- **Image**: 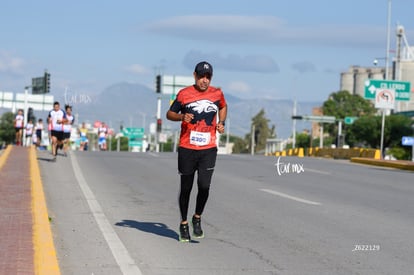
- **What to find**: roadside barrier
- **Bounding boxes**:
[273,147,380,159]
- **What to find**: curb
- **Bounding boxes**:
[30,146,61,275]
[350,157,414,171]
[0,145,12,169]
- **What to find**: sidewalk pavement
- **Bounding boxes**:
[0,145,60,275]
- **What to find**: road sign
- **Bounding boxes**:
[0,91,14,108]
[161,75,194,95]
[402,136,414,146]
[128,139,143,147]
[302,115,336,123]
[122,127,144,138]
[344,116,358,124]
[14,93,54,111]
[375,88,395,109]
[364,79,411,101]
[122,127,144,147]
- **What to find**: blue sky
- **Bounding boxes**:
[1,0,413,103]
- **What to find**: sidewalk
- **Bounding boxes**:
[0,146,60,275]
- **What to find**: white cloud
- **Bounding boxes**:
[0,50,25,74]
[183,51,279,73]
[124,64,150,75]
[145,15,385,48]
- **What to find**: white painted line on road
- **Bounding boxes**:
[305,168,331,175]
[260,188,322,206]
[70,152,143,275]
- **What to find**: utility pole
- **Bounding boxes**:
[251,124,255,155]
[380,0,392,159]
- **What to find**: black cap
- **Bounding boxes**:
[194,61,213,77]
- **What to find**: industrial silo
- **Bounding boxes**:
[354,67,369,97]
[340,70,354,93]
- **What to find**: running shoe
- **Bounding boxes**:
[192,216,204,238]
[179,223,191,242]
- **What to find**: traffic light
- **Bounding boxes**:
[155,75,161,93]
[44,72,51,93]
[156,118,162,132]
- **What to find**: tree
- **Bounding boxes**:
[346,115,380,148]
[109,136,129,151]
[246,109,275,153]
[347,114,412,153]
[0,112,16,145]
[323,90,376,118]
[295,132,311,149]
[322,90,376,138]
[220,134,248,154]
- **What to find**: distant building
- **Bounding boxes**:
[340,66,386,97]
[311,107,323,139]
[340,46,414,112]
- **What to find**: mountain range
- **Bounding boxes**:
[54,82,322,139]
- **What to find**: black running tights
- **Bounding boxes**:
[179,168,214,222]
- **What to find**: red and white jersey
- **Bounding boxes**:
[48,109,66,131]
[169,85,226,150]
[15,114,24,128]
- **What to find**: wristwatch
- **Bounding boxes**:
[218,121,225,126]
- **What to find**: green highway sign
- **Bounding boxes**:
[128,139,143,147]
[303,115,336,123]
[364,79,411,101]
[122,127,144,147]
[122,127,144,138]
[292,115,336,123]
[344,116,358,125]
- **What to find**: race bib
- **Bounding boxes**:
[190,131,211,146]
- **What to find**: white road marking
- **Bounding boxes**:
[305,168,331,175]
[260,188,322,206]
[70,152,142,275]
[147,152,159,157]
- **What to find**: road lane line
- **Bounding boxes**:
[30,146,61,274]
[70,152,142,275]
[260,188,322,206]
[0,144,12,170]
[305,168,331,175]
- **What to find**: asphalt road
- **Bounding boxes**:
[37,150,414,275]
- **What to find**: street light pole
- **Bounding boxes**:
[385,0,391,80]
[23,86,31,146]
[412,124,414,162]
[380,0,392,159]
